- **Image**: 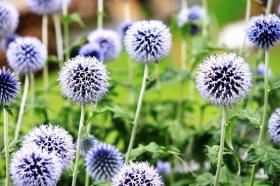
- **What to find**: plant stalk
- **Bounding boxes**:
[42,15,49,92]
[265,0,273,15]
[240,0,251,56]
[4,107,9,186]
[202,0,208,37]
[53,14,64,65]
[97,0,104,29]
[63,0,70,60]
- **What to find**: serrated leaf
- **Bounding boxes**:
[62,13,85,27]
[228,108,261,127]
[4,105,13,117]
[194,172,214,186]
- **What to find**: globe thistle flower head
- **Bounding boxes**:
[268,108,280,145]
[188,5,206,22]
[80,138,98,157]
[0,68,20,105]
[59,56,109,104]
[247,14,280,50]
[87,29,121,62]
[22,124,76,168]
[0,34,19,52]
[196,53,252,107]
[0,2,19,38]
[257,63,272,78]
[125,20,172,64]
[78,42,104,61]
[27,0,71,15]
[119,21,133,39]
[156,160,171,175]
[10,147,63,186]
[112,162,163,186]
[86,143,124,181]
[7,36,47,74]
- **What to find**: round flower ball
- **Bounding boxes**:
[0,68,20,105]
[119,21,133,39]
[247,14,280,50]
[7,36,47,74]
[196,53,252,107]
[22,124,76,168]
[0,34,19,52]
[125,20,172,64]
[268,108,280,145]
[78,42,104,61]
[86,143,124,180]
[0,2,19,38]
[27,0,71,15]
[112,162,163,186]
[59,56,109,104]
[177,6,206,27]
[10,147,63,186]
[80,138,98,157]
[87,29,121,62]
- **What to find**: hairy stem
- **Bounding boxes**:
[53,14,64,65]
[4,107,9,186]
[202,0,208,37]
[42,15,49,92]
[265,0,273,15]
[97,0,104,29]
[63,0,70,60]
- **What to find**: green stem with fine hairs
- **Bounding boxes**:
[240,0,251,56]
[97,0,104,29]
[265,0,273,15]
[30,73,35,121]
[53,14,64,65]
[4,107,9,186]
[202,0,208,37]
[14,74,29,141]
[125,64,149,163]
[63,0,70,60]
[213,107,227,186]
[42,15,49,92]
[72,104,85,186]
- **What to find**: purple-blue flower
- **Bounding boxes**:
[156,160,171,175]
[257,63,272,78]
[177,5,206,27]
[268,108,280,145]
[27,0,71,15]
[0,2,19,38]
[119,21,133,39]
[78,42,104,61]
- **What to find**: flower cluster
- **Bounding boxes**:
[0,2,19,38]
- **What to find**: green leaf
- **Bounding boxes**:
[3,105,13,117]
[94,105,133,123]
[228,108,261,127]
[62,13,85,27]
[194,172,214,186]
[206,145,219,165]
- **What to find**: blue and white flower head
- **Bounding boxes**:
[7,36,47,74]
[78,42,104,61]
[257,63,272,78]
[22,124,76,168]
[119,21,133,39]
[196,53,252,107]
[80,138,98,157]
[0,68,20,105]
[0,34,19,52]
[112,162,163,186]
[0,2,19,38]
[247,14,280,50]
[156,160,171,175]
[86,143,124,180]
[87,29,121,62]
[10,147,63,186]
[177,5,206,27]
[59,56,109,104]
[27,0,71,15]
[268,108,280,145]
[125,20,172,64]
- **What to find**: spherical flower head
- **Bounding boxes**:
[196,53,252,107]
[27,0,71,15]
[268,108,280,145]
[119,21,133,39]
[80,138,98,157]
[7,36,47,74]
[0,34,19,52]
[125,20,172,64]
[87,29,121,62]
[78,42,104,61]
[59,56,109,104]
[10,147,63,186]
[0,2,19,38]
[177,6,206,27]
[22,124,76,168]
[0,68,20,105]
[247,14,280,50]
[86,143,124,181]
[156,160,171,175]
[257,63,272,78]
[112,162,163,186]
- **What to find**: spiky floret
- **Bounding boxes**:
[124,20,172,64]
[27,0,71,15]
[196,53,252,107]
[21,124,76,168]
[7,36,47,73]
[119,21,133,39]
[87,29,121,62]
[0,2,19,38]
[247,14,280,50]
[268,108,280,145]
[0,68,20,105]
[80,138,98,157]
[85,143,124,181]
[10,147,63,186]
[78,42,104,61]
[112,162,163,186]
[59,56,109,104]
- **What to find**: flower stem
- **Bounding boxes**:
[14,74,29,141]
[42,15,49,92]
[3,107,9,186]
[53,14,64,65]
[72,104,85,186]
[125,64,149,163]
[213,106,227,186]
[265,0,273,15]
[30,73,35,120]
[240,0,251,56]
[97,0,104,29]
[249,50,270,186]
[63,0,70,60]
[202,0,208,37]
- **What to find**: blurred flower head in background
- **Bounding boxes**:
[119,21,133,40]
[80,138,98,157]
[125,20,172,64]
[7,36,47,74]
[268,108,280,145]
[257,63,272,78]
[0,2,19,38]
[0,68,20,105]
[156,160,171,175]
[177,5,206,27]
[0,34,19,52]
[27,0,71,15]
[78,42,104,61]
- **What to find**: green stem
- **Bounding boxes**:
[42,15,49,92]
[213,107,227,186]
[4,107,9,186]
[125,64,149,163]
[30,73,35,120]
[182,0,188,8]
[63,0,70,60]
[249,50,270,186]
[53,14,64,65]
[265,0,273,15]
[202,0,208,37]
[97,0,104,29]
[14,74,29,141]
[240,0,251,56]
[72,104,85,186]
